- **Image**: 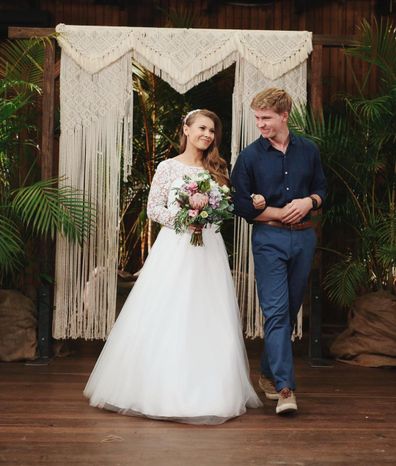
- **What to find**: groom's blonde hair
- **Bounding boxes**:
[250,88,292,114]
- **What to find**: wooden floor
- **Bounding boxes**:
[1,343,396,466]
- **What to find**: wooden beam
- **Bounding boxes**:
[8,26,356,48]
[8,27,55,39]
[37,38,56,360]
[313,34,356,47]
[310,43,323,117]
[54,60,60,79]
[41,39,55,180]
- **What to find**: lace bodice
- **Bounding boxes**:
[147,158,205,228]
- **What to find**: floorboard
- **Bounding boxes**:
[0,343,395,465]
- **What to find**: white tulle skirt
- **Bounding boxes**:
[84,226,262,424]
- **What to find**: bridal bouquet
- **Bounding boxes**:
[173,171,234,246]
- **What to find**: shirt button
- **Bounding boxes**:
[285,171,288,174]
[286,187,290,190]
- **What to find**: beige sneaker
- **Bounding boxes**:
[258,374,279,400]
[276,388,297,414]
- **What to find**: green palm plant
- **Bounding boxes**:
[119,4,222,273]
[118,63,188,270]
[289,18,396,308]
[118,5,234,273]
[0,39,95,288]
[119,62,234,272]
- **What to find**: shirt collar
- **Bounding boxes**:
[259,131,296,151]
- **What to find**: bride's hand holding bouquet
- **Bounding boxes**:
[174,171,233,246]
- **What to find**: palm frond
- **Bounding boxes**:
[324,258,367,308]
[161,5,201,28]
[375,216,396,269]
[345,18,396,87]
[347,94,393,122]
[0,213,24,275]
[0,38,47,86]
[289,106,351,158]
[11,178,96,244]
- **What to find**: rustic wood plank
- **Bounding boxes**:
[313,34,356,46]
[0,350,395,466]
[8,26,357,50]
[7,27,56,38]
[41,40,55,180]
[310,44,323,117]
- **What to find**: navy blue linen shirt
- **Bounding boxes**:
[231,132,327,223]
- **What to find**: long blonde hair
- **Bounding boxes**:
[179,109,229,186]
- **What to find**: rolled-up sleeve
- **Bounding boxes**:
[231,154,264,223]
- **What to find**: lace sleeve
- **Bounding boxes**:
[147,161,176,228]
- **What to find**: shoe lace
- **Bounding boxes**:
[280,388,292,399]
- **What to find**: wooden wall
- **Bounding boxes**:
[2,0,395,103]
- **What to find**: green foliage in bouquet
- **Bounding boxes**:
[174,172,233,246]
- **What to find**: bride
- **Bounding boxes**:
[84,109,262,424]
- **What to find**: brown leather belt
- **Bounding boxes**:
[255,220,314,230]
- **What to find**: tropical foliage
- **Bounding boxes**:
[118,63,188,271]
[0,38,94,288]
[290,18,396,308]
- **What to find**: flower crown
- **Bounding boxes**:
[183,109,201,124]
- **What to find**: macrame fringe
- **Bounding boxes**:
[236,30,313,81]
[54,25,309,340]
[231,58,303,340]
[56,24,135,75]
[132,49,238,95]
[53,109,129,340]
[56,24,312,91]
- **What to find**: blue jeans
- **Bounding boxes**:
[252,224,317,391]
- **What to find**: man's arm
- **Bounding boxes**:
[254,206,287,222]
[260,144,326,225]
[231,154,265,222]
[279,197,317,224]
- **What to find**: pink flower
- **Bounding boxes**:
[188,209,199,217]
[189,192,209,210]
[186,182,198,194]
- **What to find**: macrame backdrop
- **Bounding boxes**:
[232,58,308,338]
[54,24,311,339]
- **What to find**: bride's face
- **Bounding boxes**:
[184,115,215,151]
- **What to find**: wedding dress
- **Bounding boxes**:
[84,158,262,424]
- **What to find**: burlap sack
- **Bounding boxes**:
[330,291,396,367]
[0,290,37,361]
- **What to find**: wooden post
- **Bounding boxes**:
[41,39,55,180]
[310,43,323,117]
[8,28,57,361]
[37,38,56,360]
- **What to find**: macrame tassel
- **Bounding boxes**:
[54,25,310,340]
[53,51,132,340]
[231,58,307,340]
[56,24,312,94]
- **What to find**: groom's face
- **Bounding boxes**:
[254,108,288,139]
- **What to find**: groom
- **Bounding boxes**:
[231,88,326,414]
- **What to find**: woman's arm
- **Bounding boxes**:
[147,162,176,229]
